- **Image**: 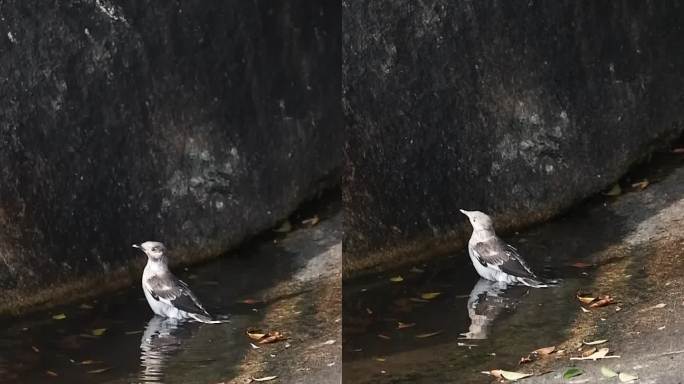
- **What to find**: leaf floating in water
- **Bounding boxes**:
[563,368,583,379]
[631,180,649,190]
[415,331,442,339]
[79,304,94,309]
[252,375,278,382]
[301,215,320,227]
[246,329,287,344]
[603,184,622,196]
[389,276,404,283]
[601,366,618,378]
[124,330,143,335]
[377,334,391,340]
[31,346,40,353]
[568,261,594,268]
[420,292,441,300]
[409,267,424,273]
[46,370,58,377]
[273,220,292,233]
[397,322,416,330]
[618,372,638,382]
[78,360,99,365]
[87,367,111,374]
[409,298,429,303]
[583,339,608,346]
[52,313,66,320]
[673,148,684,154]
[91,328,107,336]
[487,369,533,381]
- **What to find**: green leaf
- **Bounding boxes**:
[601,366,618,378]
[420,292,441,300]
[52,313,66,320]
[563,368,583,379]
[91,328,107,336]
[618,372,638,382]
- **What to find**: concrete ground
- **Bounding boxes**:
[520,163,684,383]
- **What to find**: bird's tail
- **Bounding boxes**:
[518,277,559,288]
[189,313,231,324]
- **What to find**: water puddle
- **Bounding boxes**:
[0,198,341,384]
[343,152,684,383]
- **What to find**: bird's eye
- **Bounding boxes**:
[152,247,159,252]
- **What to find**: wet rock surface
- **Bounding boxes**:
[343,0,684,272]
[342,154,684,383]
[0,202,341,384]
[0,0,341,313]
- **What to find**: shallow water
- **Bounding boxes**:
[342,152,684,383]
[0,199,341,384]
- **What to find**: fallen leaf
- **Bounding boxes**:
[415,331,442,339]
[52,313,66,320]
[577,292,596,304]
[301,216,320,227]
[409,298,429,303]
[580,306,590,313]
[641,303,667,311]
[321,339,336,345]
[397,322,415,329]
[46,370,58,377]
[91,328,107,336]
[589,296,615,308]
[273,220,291,233]
[618,372,638,382]
[246,329,287,344]
[631,180,649,190]
[79,304,94,309]
[583,339,608,346]
[582,347,598,358]
[31,346,40,353]
[389,276,404,283]
[563,368,583,379]
[375,357,386,362]
[377,334,391,340]
[87,368,110,374]
[570,347,619,360]
[603,184,622,196]
[601,366,618,378]
[569,262,594,268]
[489,370,533,381]
[78,360,98,365]
[252,376,278,382]
[250,343,260,349]
[420,292,441,300]
[409,267,424,273]
[366,307,373,315]
[240,299,261,305]
[519,346,556,364]
[672,148,684,154]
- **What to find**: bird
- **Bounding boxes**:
[133,241,219,323]
[460,209,550,288]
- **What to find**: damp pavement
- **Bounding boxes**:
[0,204,341,384]
[343,152,684,383]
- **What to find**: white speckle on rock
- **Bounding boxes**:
[95,0,127,23]
[215,200,224,210]
[560,110,568,119]
[199,150,211,161]
[529,113,540,124]
[609,63,615,73]
[7,31,16,43]
[545,164,554,173]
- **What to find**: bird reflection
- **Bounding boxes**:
[139,316,183,382]
[460,278,512,339]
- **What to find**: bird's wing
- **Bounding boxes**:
[146,274,211,317]
[472,238,538,279]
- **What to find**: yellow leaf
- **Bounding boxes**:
[91,328,107,336]
[603,184,622,196]
[420,292,441,300]
[52,313,66,320]
[389,276,404,282]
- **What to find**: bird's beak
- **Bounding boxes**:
[459,209,470,216]
[132,244,141,249]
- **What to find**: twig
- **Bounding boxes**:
[661,350,684,356]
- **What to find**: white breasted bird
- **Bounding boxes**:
[133,241,217,322]
[460,210,550,288]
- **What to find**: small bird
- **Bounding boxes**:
[133,241,217,322]
[460,209,549,287]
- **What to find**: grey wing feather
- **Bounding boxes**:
[147,275,211,317]
[473,238,538,279]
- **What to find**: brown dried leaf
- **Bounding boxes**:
[589,295,615,308]
[577,292,596,304]
[631,180,649,190]
[569,261,594,268]
[246,329,287,344]
[301,215,320,227]
[582,347,598,357]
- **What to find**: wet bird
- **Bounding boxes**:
[133,241,218,323]
[460,210,549,288]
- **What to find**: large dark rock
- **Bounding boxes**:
[343,1,684,272]
[0,0,341,313]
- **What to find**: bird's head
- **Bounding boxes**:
[459,209,494,231]
[132,241,167,262]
